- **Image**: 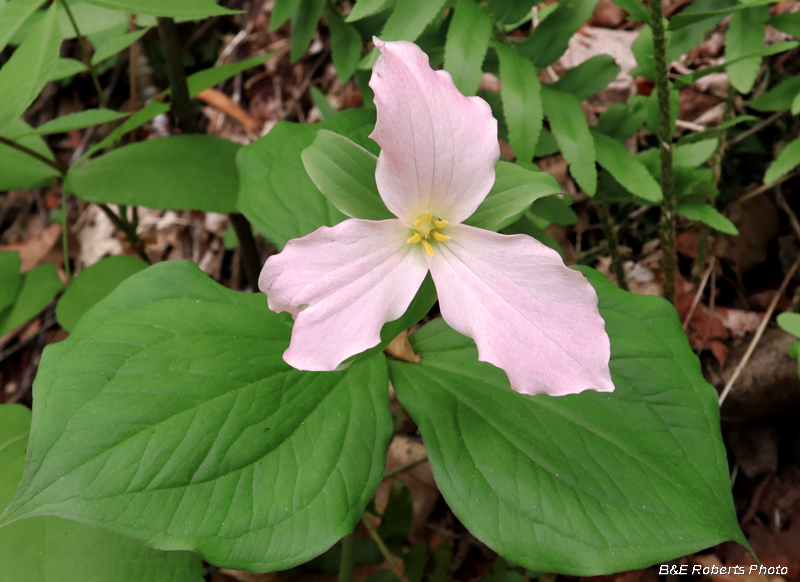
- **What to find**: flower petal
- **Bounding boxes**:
[428,224,614,396]
[260,218,429,371]
[369,38,500,224]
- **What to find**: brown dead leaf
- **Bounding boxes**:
[197,88,262,133]
[385,330,421,363]
[1,222,61,271]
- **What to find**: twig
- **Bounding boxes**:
[0,136,67,174]
[383,453,429,481]
[719,255,800,406]
[737,170,800,204]
[62,0,108,109]
[683,256,716,330]
[61,193,71,281]
[361,515,411,582]
[229,213,262,289]
[157,17,199,134]
[776,190,800,240]
[728,111,784,148]
[596,202,628,291]
[696,268,716,355]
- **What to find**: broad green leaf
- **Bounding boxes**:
[608,0,649,21]
[91,27,149,63]
[465,161,564,231]
[673,138,719,168]
[80,53,273,159]
[765,135,800,184]
[7,109,129,137]
[270,0,303,31]
[0,405,205,582]
[80,0,238,18]
[346,0,396,22]
[676,203,738,235]
[528,193,577,225]
[596,97,648,141]
[542,85,596,195]
[388,268,746,575]
[777,313,800,338]
[495,43,542,164]
[668,0,772,30]
[56,1,129,37]
[0,251,22,314]
[749,74,800,111]
[48,57,88,81]
[0,119,60,191]
[380,0,448,42]
[301,130,392,221]
[290,0,326,63]
[592,130,662,202]
[534,129,559,157]
[726,6,768,94]
[0,2,61,133]
[56,255,148,332]
[444,0,492,96]
[0,263,62,335]
[325,5,362,83]
[518,0,598,68]
[0,0,46,53]
[551,55,620,102]
[237,108,377,249]
[1,261,393,572]
[65,135,241,213]
[674,42,799,88]
[770,12,800,37]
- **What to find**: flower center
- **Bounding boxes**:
[407,211,450,257]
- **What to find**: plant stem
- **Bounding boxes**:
[339,532,355,582]
[383,453,429,480]
[650,0,676,305]
[229,212,263,288]
[596,202,628,291]
[156,17,199,134]
[0,136,67,174]
[62,0,108,109]
[361,515,411,582]
[61,194,71,281]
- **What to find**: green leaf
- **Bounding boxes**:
[542,86,597,195]
[592,130,662,202]
[726,5,769,94]
[770,12,800,37]
[1,261,393,572]
[310,86,338,120]
[346,0,396,22]
[673,138,719,168]
[48,57,88,81]
[765,135,800,184]
[749,73,800,111]
[325,5,362,84]
[608,0,650,21]
[495,43,542,164]
[668,0,772,30]
[56,1,129,37]
[0,119,60,191]
[551,55,620,102]
[444,0,492,96]
[518,0,598,68]
[380,0,448,42]
[630,23,659,81]
[80,0,238,18]
[290,0,326,63]
[270,0,303,31]
[237,108,377,249]
[387,268,746,575]
[0,263,62,335]
[56,255,148,333]
[7,109,129,137]
[0,405,205,582]
[534,129,559,156]
[596,97,648,142]
[91,27,149,63]
[666,0,730,62]
[0,2,61,133]
[301,130,393,221]
[0,0,46,53]
[486,0,536,24]
[464,161,564,231]
[0,251,22,314]
[65,135,241,213]
[777,312,800,338]
[676,203,738,235]
[674,42,799,89]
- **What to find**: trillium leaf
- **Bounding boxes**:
[0,404,205,582]
[592,130,662,203]
[444,0,492,96]
[0,263,63,336]
[80,0,239,18]
[65,135,241,213]
[237,108,377,249]
[388,267,746,574]
[0,119,60,191]
[0,0,47,54]
[0,261,393,572]
[6,109,130,137]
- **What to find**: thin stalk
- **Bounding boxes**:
[229,212,263,288]
[338,532,355,582]
[62,0,108,109]
[61,194,71,281]
[383,453,428,480]
[156,17,199,134]
[650,0,676,304]
[361,515,411,582]
[596,203,628,291]
[0,136,67,174]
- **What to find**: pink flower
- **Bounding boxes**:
[259,39,614,397]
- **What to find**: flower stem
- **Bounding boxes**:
[62,0,108,109]
[229,213,262,289]
[361,515,411,582]
[156,17,199,134]
[596,202,628,291]
[650,0,676,305]
[338,531,355,582]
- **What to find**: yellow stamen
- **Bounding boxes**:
[407,232,422,244]
[414,218,422,227]
[422,240,434,256]
[432,232,450,242]
[433,219,448,229]
[423,211,432,222]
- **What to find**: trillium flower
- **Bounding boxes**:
[259,38,614,397]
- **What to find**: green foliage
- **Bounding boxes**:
[0,251,22,314]
[0,119,60,191]
[673,139,719,168]
[270,0,303,31]
[388,268,746,574]
[551,55,620,102]
[726,6,769,94]
[49,57,88,81]
[518,0,598,68]
[770,12,800,36]
[1,261,393,572]
[0,0,46,53]
[56,255,149,332]
[290,0,326,63]
[380,0,448,42]
[676,203,738,235]
[80,0,238,18]
[0,263,62,335]
[6,109,130,137]
[91,27,149,63]
[444,0,492,96]
[495,43,542,164]
[765,136,800,184]
[65,135,241,213]
[326,5,363,84]
[673,42,798,89]
[750,74,800,111]
[668,0,771,30]
[592,130,662,202]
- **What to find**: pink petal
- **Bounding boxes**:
[369,38,500,224]
[428,224,614,396]
[259,218,429,371]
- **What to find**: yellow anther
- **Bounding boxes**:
[422,240,434,257]
[423,211,432,222]
[407,232,422,244]
[433,219,448,229]
[432,232,450,242]
[414,218,422,227]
